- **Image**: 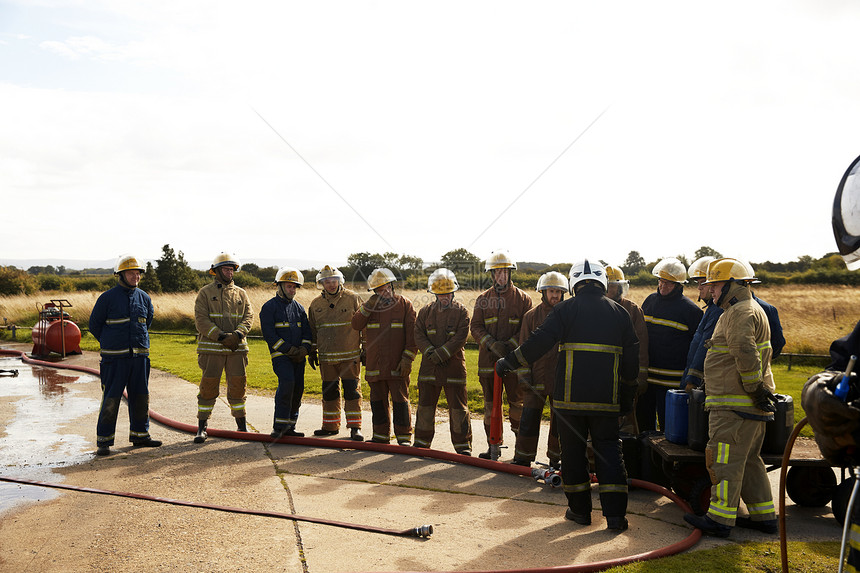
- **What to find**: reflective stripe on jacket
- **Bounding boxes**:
[642,285,702,387]
[194,280,253,354]
[415,299,469,385]
[308,287,362,363]
[260,294,312,359]
[351,294,417,382]
[470,284,532,377]
[89,283,154,357]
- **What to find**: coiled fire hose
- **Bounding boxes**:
[0,348,704,572]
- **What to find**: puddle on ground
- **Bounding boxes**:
[0,356,99,514]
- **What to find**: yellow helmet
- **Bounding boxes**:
[536,271,568,292]
[604,265,625,283]
[114,254,145,275]
[427,268,459,294]
[704,257,756,284]
[274,267,304,286]
[652,257,687,283]
[687,256,716,281]
[484,250,517,271]
[315,265,344,285]
[367,267,397,291]
[209,252,241,275]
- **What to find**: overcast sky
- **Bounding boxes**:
[2,1,859,271]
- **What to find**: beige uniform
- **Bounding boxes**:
[617,297,648,434]
[194,279,253,419]
[309,287,363,430]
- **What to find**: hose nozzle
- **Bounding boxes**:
[407,524,433,538]
[532,468,562,488]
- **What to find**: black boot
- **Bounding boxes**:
[236,417,247,432]
[132,438,162,448]
[194,420,208,443]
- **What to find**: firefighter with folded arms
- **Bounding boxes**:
[192,252,253,443]
[638,257,702,431]
[604,265,649,434]
[351,268,418,445]
[89,254,161,456]
[413,269,472,454]
[510,271,567,468]
[496,259,639,531]
[470,250,532,459]
[260,267,313,438]
[308,265,365,441]
[683,258,778,537]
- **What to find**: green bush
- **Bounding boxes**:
[0,266,37,295]
[232,272,263,289]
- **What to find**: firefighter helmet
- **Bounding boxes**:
[687,256,716,281]
[833,153,860,270]
[209,252,241,275]
[652,257,687,283]
[536,271,568,292]
[114,254,145,275]
[484,250,517,271]
[427,268,459,294]
[274,267,304,286]
[569,259,607,293]
[315,265,344,285]
[367,268,397,291]
[704,257,756,284]
[604,264,629,297]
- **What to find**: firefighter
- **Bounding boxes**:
[684,258,778,537]
[638,257,702,431]
[192,252,253,443]
[497,259,639,531]
[413,268,472,454]
[89,254,161,456]
[308,265,365,441]
[605,265,649,435]
[260,267,312,438]
[351,268,418,445]
[470,250,532,459]
[510,271,566,468]
[681,256,719,392]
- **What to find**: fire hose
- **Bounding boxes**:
[0,348,704,572]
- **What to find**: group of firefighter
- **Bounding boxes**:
[88,249,784,535]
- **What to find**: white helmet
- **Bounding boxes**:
[367,268,397,291]
[315,265,345,286]
[652,257,687,283]
[210,252,241,275]
[274,267,304,286]
[833,154,860,270]
[427,268,459,294]
[485,250,517,271]
[569,259,607,293]
[687,256,716,281]
[536,271,568,292]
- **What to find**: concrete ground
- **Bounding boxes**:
[0,342,845,573]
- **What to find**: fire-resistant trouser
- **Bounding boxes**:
[272,356,305,432]
[514,391,560,464]
[849,514,860,572]
[705,409,776,527]
[320,360,362,431]
[96,355,152,447]
[369,378,411,443]
[479,372,523,441]
[197,353,248,420]
[413,381,472,452]
[635,383,669,432]
[556,413,628,519]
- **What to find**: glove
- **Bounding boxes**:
[365,294,380,310]
[495,356,516,377]
[430,349,446,366]
[221,332,240,351]
[308,349,318,370]
[750,385,778,413]
[396,357,413,378]
[490,341,509,359]
[288,346,308,363]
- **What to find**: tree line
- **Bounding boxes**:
[0,245,857,296]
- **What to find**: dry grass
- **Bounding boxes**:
[2,283,860,354]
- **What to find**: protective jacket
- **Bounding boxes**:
[308,287,362,364]
[511,284,639,415]
[351,294,418,381]
[194,279,253,354]
[470,283,533,378]
[517,301,559,394]
[703,281,775,417]
[260,294,312,359]
[414,299,469,385]
[642,285,702,387]
[618,297,649,389]
[682,301,722,388]
[89,284,154,357]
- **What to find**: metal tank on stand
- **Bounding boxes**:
[31,299,82,359]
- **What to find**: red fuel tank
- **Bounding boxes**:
[31,301,82,358]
